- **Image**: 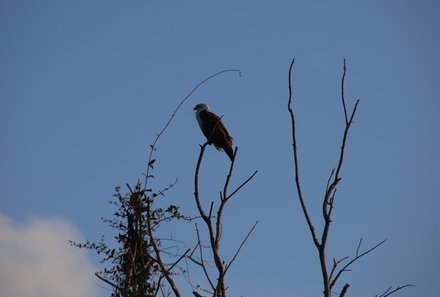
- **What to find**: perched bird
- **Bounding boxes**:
[193,103,234,161]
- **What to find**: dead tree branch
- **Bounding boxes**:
[146,199,182,297]
[188,224,216,291]
[339,284,350,297]
[225,220,259,274]
[330,239,386,289]
[287,58,359,297]
[287,58,413,297]
[375,284,414,297]
[94,272,127,297]
[287,59,320,249]
[192,143,257,297]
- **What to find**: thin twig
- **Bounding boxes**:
[94,273,126,297]
[341,59,348,124]
[325,169,335,194]
[167,248,191,272]
[156,177,179,197]
[216,148,238,246]
[329,256,349,282]
[226,170,258,200]
[190,224,215,291]
[146,200,182,297]
[287,58,320,248]
[153,275,164,297]
[375,284,415,297]
[193,291,206,297]
[330,239,387,289]
[356,238,363,257]
[225,220,259,274]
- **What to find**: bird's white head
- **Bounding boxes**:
[193,103,211,113]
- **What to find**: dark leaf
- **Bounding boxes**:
[148,159,156,169]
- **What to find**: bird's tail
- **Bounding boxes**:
[224,146,234,161]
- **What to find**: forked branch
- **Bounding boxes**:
[192,142,257,297]
[287,58,412,297]
[287,58,359,297]
[375,284,415,297]
[330,239,387,289]
[188,223,216,291]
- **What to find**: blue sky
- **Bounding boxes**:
[1,1,439,296]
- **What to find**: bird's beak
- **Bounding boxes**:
[193,106,197,111]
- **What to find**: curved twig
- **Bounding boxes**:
[375,284,414,297]
[144,69,242,191]
[287,58,320,248]
[193,140,257,297]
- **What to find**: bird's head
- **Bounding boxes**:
[193,103,211,113]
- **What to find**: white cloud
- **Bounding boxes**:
[0,213,99,297]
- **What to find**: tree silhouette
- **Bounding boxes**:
[287,58,413,297]
[70,173,188,297]
[70,63,413,297]
[189,144,258,297]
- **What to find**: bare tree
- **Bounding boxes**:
[189,144,258,297]
[287,58,413,297]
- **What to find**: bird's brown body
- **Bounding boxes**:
[194,104,234,161]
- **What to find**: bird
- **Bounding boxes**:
[193,103,234,161]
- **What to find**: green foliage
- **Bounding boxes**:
[70,178,188,297]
